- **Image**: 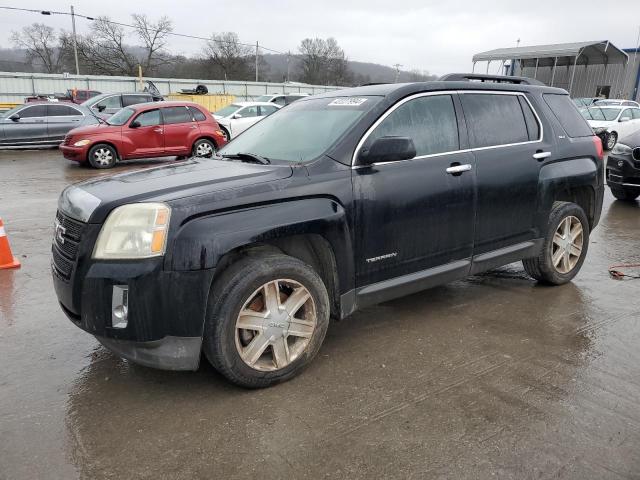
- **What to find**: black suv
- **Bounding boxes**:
[52,74,604,388]
[606,130,640,201]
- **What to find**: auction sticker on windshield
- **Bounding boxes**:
[328,98,368,106]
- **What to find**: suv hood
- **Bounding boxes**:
[59,158,293,223]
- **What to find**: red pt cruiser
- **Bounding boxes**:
[60,101,227,168]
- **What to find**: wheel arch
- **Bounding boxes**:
[87,141,120,162]
[193,135,219,150]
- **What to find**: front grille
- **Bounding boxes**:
[62,135,72,146]
[52,211,86,280]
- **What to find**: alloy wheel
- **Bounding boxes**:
[235,279,316,372]
[195,142,214,157]
[551,216,583,274]
[93,148,113,166]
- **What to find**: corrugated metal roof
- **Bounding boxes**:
[473,40,629,66]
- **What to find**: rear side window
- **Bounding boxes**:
[122,94,151,107]
[162,106,193,124]
[48,105,82,116]
[460,93,529,148]
[543,94,593,137]
[366,94,459,157]
[632,109,640,120]
[187,106,206,121]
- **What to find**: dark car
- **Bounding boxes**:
[82,92,163,119]
[52,74,604,388]
[60,101,227,168]
[0,102,99,147]
[606,131,640,201]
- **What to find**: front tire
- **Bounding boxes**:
[604,131,618,151]
[87,144,118,169]
[192,138,215,158]
[203,253,330,388]
[523,201,590,285]
[610,186,640,201]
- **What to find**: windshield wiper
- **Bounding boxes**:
[221,152,271,165]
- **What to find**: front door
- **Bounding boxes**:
[122,109,164,158]
[1,104,48,145]
[458,92,547,254]
[161,106,198,154]
[353,93,476,288]
[230,105,260,137]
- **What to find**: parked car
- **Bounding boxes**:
[52,75,604,387]
[254,93,310,106]
[594,99,640,108]
[82,92,163,119]
[0,102,99,147]
[60,101,227,168]
[25,89,102,104]
[213,101,280,141]
[572,97,600,109]
[606,130,640,201]
[581,105,640,150]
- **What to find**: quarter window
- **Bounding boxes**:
[162,106,193,124]
[461,93,529,148]
[543,94,593,137]
[366,94,459,157]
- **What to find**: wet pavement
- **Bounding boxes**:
[1,149,640,479]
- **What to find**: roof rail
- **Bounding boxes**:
[439,73,545,86]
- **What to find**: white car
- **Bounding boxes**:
[594,99,640,108]
[582,105,640,150]
[213,102,281,141]
[254,93,310,106]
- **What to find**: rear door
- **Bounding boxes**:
[618,108,634,137]
[122,94,152,108]
[121,109,164,158]
[46,104,84,142]
[1,104,48,145]
[353,92,476,287]
[161,106,197,154]
[459,91,547,256]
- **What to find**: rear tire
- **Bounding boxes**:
[604,131,617,151]
[523,201,590,285]
[203,253,330,388]
[87,144,118,169]
[610,186,640,201]
[192,138,215,158]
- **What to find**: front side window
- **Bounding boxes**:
[461,93,529,148]
[107,107,135,126]
[18,105,47,118]
[620,109,632,121]
[94,95,122,110]
[133,109,161,127]
[238,106,259,118]
[214,104,241,118]
[274,96,286,106]
[259,105,278,116]
[632,108,640,120]
[162,106,193,125]
[365,95,459,157]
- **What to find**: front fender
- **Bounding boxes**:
[168,197,354,293]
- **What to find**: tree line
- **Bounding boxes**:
[8,16,434,86]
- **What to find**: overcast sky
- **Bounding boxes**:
[1,0,639,75]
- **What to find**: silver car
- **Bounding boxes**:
[0,102,99,147]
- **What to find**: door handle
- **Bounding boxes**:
[153,128,163,133]
[446,164,472,175]
[190,125,197,129]
[533,151,551,160]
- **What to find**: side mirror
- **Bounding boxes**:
[97,105,106,112]
[8,113,20,121]
[359,136,416,165]
[232,113,242,119]
[619,117,630,123]
[129,120,141,128]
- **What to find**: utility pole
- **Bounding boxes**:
[70,5,80,75]
[393,63,402,83]
[286,51,291,83]
[255,41,259,82]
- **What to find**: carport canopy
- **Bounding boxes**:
[473,41,629,68]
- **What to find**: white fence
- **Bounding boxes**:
[0,71,342,104]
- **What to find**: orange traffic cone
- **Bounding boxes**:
[0,218,21,270]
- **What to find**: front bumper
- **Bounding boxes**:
[60,144,89,162]
[606,154,640,190]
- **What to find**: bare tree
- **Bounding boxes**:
[203,32,252,80]
[11,23,63,73]
[298,37,351,86]
[76,15,173,76]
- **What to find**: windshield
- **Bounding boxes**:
[583,107,620,121]
[254,95,273,102]
[107,107,135,126]
[215,104,242,117]
[220,96,380,163]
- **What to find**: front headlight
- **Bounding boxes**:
[612,143,632,156]
[73,139,91,147]
[93,203,171,259]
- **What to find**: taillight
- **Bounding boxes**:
[592,135,603,162]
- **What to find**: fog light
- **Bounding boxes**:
[111,285,129,328]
